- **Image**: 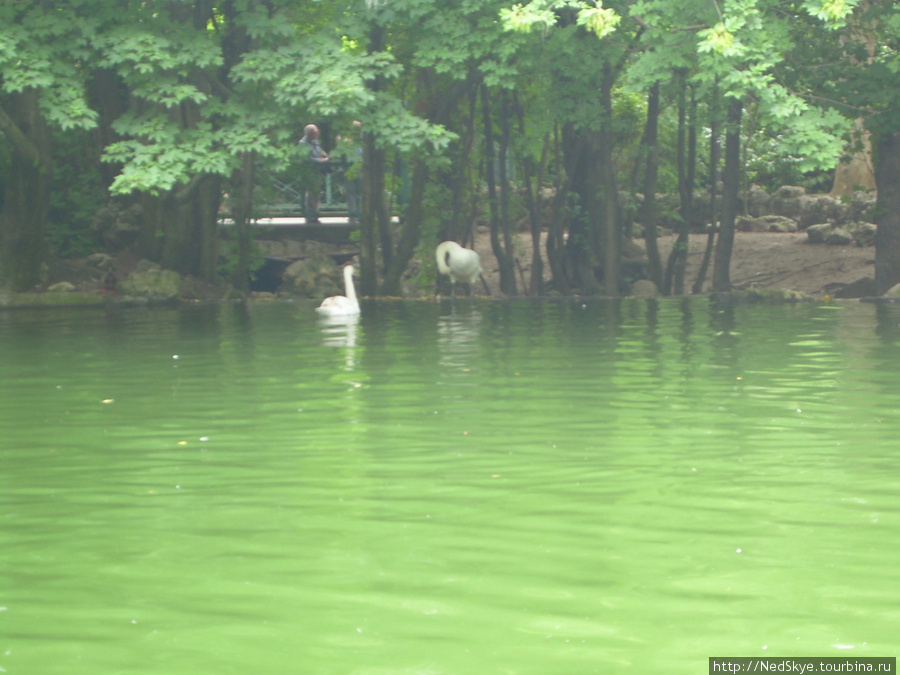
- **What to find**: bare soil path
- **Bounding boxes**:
[472,229,875,298]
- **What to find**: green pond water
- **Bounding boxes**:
[2,298,899,674]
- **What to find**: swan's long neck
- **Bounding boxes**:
[436,241,456,275]
[343,266,358,303]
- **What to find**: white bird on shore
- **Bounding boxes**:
[436,241,483,297]
[316,264,360,317]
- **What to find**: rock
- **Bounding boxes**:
[630,279,659,298]
[848,191,876,222]
[737,288,814,302]
[806,223,831,244]
[807,223,856,245]
[119,261,182,299]
[86,252,115,271]
[833,277,876,299]
[848,221,876,247]
[737,215,768,232]
[885,283,900,299]
[737,215,798,233]
[47,281,76,292]
[774,185,806,200]
[746,184,770,217]
[798,194,843,229]
[282,255,343,299]
[824,227,854,245]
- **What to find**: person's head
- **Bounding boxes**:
[304,124,319,140]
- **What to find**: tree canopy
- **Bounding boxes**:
[1,0,899,295]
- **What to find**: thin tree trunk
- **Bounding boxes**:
[692,85,721,294]
[546,124,576,294]
[496,91,516,294]
[359,23,387,295]
[639,82,662,290]
[712,97,742,292]
[514,92,545,296]
[381,157,427,295]
[0,90,51,291]
[359,130,381,295]
[874,129,900,294]
[670,82,696,295]
[599,63,619,296]
[230,151,256,291]
[482,85,516,295]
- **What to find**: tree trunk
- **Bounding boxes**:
[381,157,427,296]
[639,82,662,290]
[157,174,222,280]
[482,85,517,295]
[358,23,389,296]
[832,118,876,196]
[546,124,576,295]
[874,129,900,294]
[599,63,619,297]
[692,86,722,295]
[229,152,256,291]
[712,97,742,293]
[562,123,602,294]
[667,81,696,295]
[514,92,545,296]
[0,89,52,291]
[359,130,380,296]
[445,89,479,246]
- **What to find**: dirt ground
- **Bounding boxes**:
[470,227,876,298]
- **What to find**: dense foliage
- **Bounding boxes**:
[0,0,898,294]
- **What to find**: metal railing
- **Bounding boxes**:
[258,161,358,218]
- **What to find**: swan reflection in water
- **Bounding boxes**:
[318,313,359,370]
[319,314,358,345]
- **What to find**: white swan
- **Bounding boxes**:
[436,241,483,296]
[316,264,360,316]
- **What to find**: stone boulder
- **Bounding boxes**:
[848,221,877,247]
[86,252,116,271]
[807,222,875,247]
[119,260,182,299]
[736,214,798,233]
[797,194,845,229]
[630,279,659,298]
[769,186,808,220]
[831,277,877,299]
[282,255,343,299]
[806,223,831,244]
[824,227,854,246]
[745,184,771,217]
[848,191,877,222]
[884,283,900,299]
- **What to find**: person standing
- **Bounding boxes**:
[298,124,330,222]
